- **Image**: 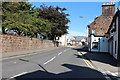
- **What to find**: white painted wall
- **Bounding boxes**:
[108,16,118,59]
[91,35,101,52]
[89,35,108,52]
[99,37,109,52]
[58,35,68,46]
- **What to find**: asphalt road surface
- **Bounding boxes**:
[2,46,117,80]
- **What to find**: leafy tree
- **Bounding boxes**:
[2,2,35,35]
[2,2,53,38]
[2,2,69,40]
[36,5,70,40]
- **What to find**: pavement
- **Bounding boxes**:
[72,46,119,79]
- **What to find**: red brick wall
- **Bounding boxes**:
[0,34,55,53]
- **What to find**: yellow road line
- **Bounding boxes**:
[83,59,91,68]
[78,52,95,69]
[84,59,94,69]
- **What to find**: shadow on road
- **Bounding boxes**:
[72,47,118,67]
[11,64,109,80]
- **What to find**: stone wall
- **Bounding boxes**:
[0,34,55,53]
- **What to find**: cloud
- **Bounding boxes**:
[67,31,86,37]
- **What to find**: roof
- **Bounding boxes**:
[88,15,113,35]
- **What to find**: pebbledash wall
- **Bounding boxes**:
[0,34,55,53]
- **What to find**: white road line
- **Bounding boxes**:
[101,71,112,80]
[10,72,28,79]
[107,71,118,76]
[64,50,66,52]
[44,56,56,65]
[102,72,107,76]
[58,52,62,55]
[105,76,112,80]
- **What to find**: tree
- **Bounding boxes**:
[2,2,69,39]
[2,2,35,35]
[36,5,70,40]
[2,2,53,38]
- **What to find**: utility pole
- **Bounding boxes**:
[79,16,91,51]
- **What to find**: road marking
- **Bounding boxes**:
[78,52,95,69]
[83,59,92,68]
[13,62,17,64]
[107,71,118,76]
[78,52,112,80]
[104,76,112,80]
[58,52,62,55]
[85,60,94,69]
[10,72,28,79]
[100,71,112,80]
[64,50,66,52]
[101,72,107,76]
[83,59,94,69]
[44,56,56,65]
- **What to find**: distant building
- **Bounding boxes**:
[56,34,68,46]
[67,36,87,46]
[87,2,115,52]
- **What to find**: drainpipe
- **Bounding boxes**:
[90,36,91,52]
[99,38,100,52]
[118,11,120,68]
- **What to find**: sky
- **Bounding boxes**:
[1,2,118,37]
[30,2,118,37]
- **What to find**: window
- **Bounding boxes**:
[92,29,96,35]
[92,42,98,49]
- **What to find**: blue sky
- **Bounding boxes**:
[0,2,119,36]
[30,2,118,36]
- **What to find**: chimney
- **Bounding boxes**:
[102,2,115,16]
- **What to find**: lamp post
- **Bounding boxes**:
[79,16,92,51]
[79,16,91,37]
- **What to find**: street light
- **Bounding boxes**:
[79,16,91,37]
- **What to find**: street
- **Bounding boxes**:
[2,46,118,80]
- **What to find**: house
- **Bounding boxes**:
[56,34,68,46]
[87,2,115,52]
[106,8,120,60]
[67,36,87,46]
[88,35,109,52]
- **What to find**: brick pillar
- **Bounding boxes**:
[102,2,115,16]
